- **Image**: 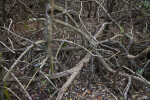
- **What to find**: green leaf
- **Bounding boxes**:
[42,80,47,84]
[23,24,29,29]
[47,89,51,93]
[120,96,124,100]
[120,26,124,33]
[4,83,11,100]
[62,42,67,48]
[65,88,68,91]
[46,74,50,77]
[139,15,144,18]
[119,40,122,43]
[138,69,144,75]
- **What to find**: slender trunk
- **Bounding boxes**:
[46,0,54,74]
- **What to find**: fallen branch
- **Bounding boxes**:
[4,67,32,100]
[127,46,150,59]
[96,52,150,87]
[56,53,91,100]
[6,65,81,82]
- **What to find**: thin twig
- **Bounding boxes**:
[4,67,32,100]
[93,0,124,33]
[124,76,131,100]
[0,41,15,53]
[2,27,35,45]
[54,39,98,57]
[3,86,21,100]
[25,56,49,90]
[8,37,15,50]
[39,70,58,90]
[3,40,45,81]
[79,2,96,42]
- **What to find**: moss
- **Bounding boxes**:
[3,83,10,100]
[0,52,10,100]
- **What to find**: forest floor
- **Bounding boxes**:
[0,1,150,100]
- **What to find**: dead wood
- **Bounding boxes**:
[56,53,91,100]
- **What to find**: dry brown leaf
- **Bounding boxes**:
[87,90,90,94]
[98,96,101,100]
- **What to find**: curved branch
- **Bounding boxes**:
[54,19,91,42]
[96,52,150,87]
[54,5,79,28]
[127,46,150,59]
[56,53,91,100]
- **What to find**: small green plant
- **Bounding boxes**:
[62,42,67,48]
[139,0,150,16]
[23,24,29,29]
[140,0,150,8]
[120,26,124,33]
[42,79,47,85]
[47,89,51,93]
[120,96,125,100]
[138,69,144,75]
